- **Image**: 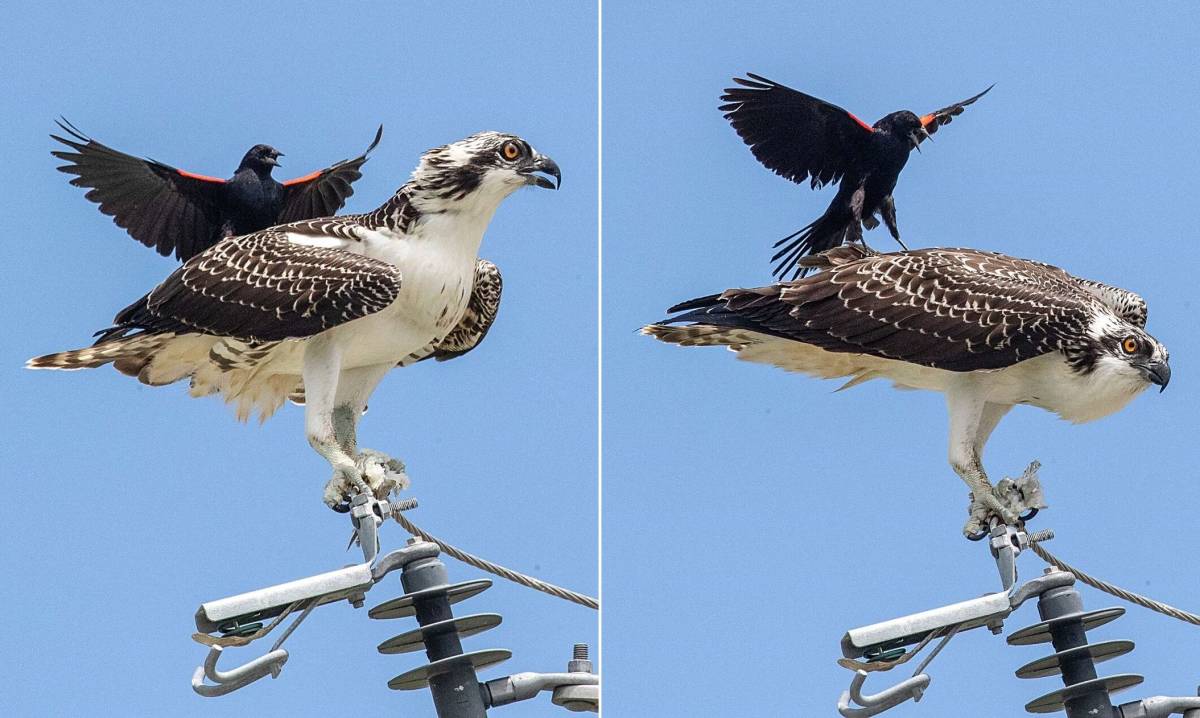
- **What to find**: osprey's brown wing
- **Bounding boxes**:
[657,246,1098,372]
[99,222,401,343]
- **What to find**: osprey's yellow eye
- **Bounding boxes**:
[1122,336,1140,355]
[501,141,521,161]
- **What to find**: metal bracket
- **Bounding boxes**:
[1117,690,1200,718]
[483,644,600,713]
[836,499,1073,717]
[190,496,423,697]
[837,621,961,717]
[836,463,1197,718]
[485,672,600,709]
[191,495,600,712]
[990,520,1028,592]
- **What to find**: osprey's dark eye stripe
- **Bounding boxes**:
[500,141,522,161]
[1122,336,1139,355]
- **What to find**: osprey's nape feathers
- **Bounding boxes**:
[31,131,560,509]
[646,245,1169,536]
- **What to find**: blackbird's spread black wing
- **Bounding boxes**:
[100,225,402,344]
[720,73,875,189]
[277,125,383,223]
[52,118,228,261]
[917,85,994,144]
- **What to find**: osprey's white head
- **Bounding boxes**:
[409,131,560,214]
[1079,314,1170,396]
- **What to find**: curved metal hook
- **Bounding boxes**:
[191,644,289,697]
[837,670,931,718]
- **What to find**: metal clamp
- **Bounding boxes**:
[483,644,600,713]
[991,520,1029,592]
[486,672,600,709]
[190,496,423,697]
[838,620,961,718]
[836,504,1073,717]
[347,494,420,562]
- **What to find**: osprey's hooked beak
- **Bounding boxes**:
[520,153,561,190]
[1142,360,1171,392]
[267,152,283,168]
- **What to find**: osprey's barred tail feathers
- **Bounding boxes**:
[649,244,872,344]
[642,322,764,349]
[26,334,173,374]
[642,292,768,349]
[29,333,292,422]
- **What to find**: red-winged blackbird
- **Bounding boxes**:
[51,120,383,262]
[720,74,991,278]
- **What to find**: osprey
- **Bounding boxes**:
[52,119,383,261]
[644,246,1170,537]
[30,131,560,510]
[720,74,991,278]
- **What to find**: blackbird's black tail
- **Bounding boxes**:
[769,205,857,280]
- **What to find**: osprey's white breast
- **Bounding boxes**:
[326,214,488,368]
[986,353,1149,424]
[735,337,1148,425]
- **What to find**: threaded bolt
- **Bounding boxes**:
[568,643,593,675]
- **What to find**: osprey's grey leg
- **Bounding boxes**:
[968,403,1017,529]
[335,363,408,502]
[332,404,359,455]
[301,336,368,509]
[974,402,1012,453]
[947,392,1017,537]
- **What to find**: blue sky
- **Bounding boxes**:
[0,3,595,716]
[6,2,1200,717]
[604,2,1200,716]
